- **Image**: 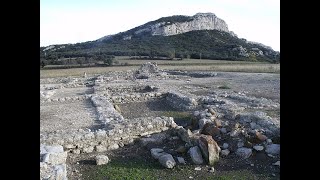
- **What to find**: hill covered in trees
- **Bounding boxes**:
[40,13,279,66]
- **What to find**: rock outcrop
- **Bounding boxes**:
[100,12,230,41]
[148,13,229,36]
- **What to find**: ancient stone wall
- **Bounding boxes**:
[41,115,177,154]
[166,71,218,78]
[165,91,198,110]
[40,145,68,180]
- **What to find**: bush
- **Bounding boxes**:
[40,61,46,68]
[104,55,114,66]
[113,60,120,65]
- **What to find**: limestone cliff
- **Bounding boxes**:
[97,12,233,42]
[136,13,229,36]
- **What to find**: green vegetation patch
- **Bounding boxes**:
[82,157,270,180]
[84,158,162,180]
[211,170,270,180]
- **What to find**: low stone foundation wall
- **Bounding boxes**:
[166,91,198,110]
[40,145,68,180]
[166,70,218,78]
[91,95,124,124]
[40,95,90,104]
[40,92,179,155]
[226,93,279,108]
[106,92,166,103]
[237,111,280,136]
[40,116,177,154]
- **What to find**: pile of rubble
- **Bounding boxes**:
[134,62,163,79]
[141,107,280,169]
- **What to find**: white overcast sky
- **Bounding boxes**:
[40,0,280,51]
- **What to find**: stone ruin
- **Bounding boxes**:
[134,61,160,79]
[40,62,280,179]
[40,145,67,180]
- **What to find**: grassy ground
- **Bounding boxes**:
[40,58,279,78]
[76,133,278,180]
[114,57,264,65]
[161,111,192,121]
[83,157,268,180]
[40,66,136,78]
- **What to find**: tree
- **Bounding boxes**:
[149,50,155,59]
[76,58,84,66]
[178,54,184,60]
[248,53,257,61]
[104,55,114,66]
[84,56,89,64]
[40,61,46,68]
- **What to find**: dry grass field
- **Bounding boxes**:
[40,57,279,78]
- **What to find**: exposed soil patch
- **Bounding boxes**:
[118,99,179,119]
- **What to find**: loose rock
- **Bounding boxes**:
[198,118,212,129]
[150,148,167,159]
[176,146,187,154]
[237,141,244,148]
[230,129,240,137]
[188,146,204,164]
[222,143,229,150]
[198,135,220,165]
[208,167,215,173]
[214,119,222,127]
[177,157,186,164]
[273,161,280,166]
[253,145,264,151]
[236,147,252,159]
[95,155,110,165]
[201,123,220,136]
[220,128,227,134]
[221,149,230,156]
[158,154,176,169]
[255,132,268,142]
[265,144,280,155]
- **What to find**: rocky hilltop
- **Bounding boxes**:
[98,13,232,41]
[136,13,229,37]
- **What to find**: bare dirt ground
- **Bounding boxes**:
[118,99,179,119]
[40,100,102,133]
[41,70,280,180]
[162,72,279,103]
